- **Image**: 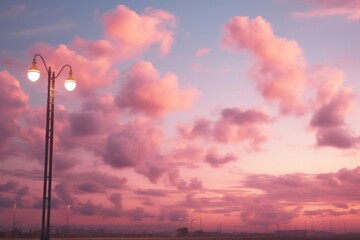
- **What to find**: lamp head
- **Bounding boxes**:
[27,60,40,82]
[64,71,76,91]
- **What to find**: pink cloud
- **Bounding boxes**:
[310,89,353,128]
[72,37,113,59]
[179,107,272,151]
[240,196,300,225]
[29,42,119,96]
[303,208,358,217]
[0,71,28,158]
[309,66,359,149]
[204,147,237,168]
[178,118,213,140]
[116,61,199,117]
[195,48,211,57]
[244,167,360,205]
[0,71,28,117]
[222,16,307,116]
[53,153,80,172]
[102,5,176,59]
[214,107,271,150]
[103,119,162,169]
[53,172,127,211]
[68,111,104,136]
[81,93,117,115]
[316,127,359,149]
[294,0,360,21]
[177,177,203,191]
[108,193,122,208]
[135,156,173,183]
[309,66,345,104]
[22,105,80,164]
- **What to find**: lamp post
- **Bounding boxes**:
[190,217,197,232]
[12,201,16,237]
[66,205,71,234]
[27,54,76,240]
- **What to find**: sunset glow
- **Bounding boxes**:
[1,0,360,234]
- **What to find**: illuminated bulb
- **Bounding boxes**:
[64,72,76,91]
[27,62,40,82]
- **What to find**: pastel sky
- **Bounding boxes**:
[1,0,360,233]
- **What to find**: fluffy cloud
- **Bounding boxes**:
[214,107,271,149]
[108,193,122,208]
[0,180,30,208]
[68,111,104,136]
[29,43,119,96]
[178,118,212,140]
[240,196,300,225]
[58,101,120,160]
[311,89,353,128]
[294,0,360,21]
[222,16,307,115]
[116,61,199,117]
[243,167,360,203]
[81,93,117,115]
[204,147,237,168]
[0,71,28,159]
[309,66,359,149]
[103,5,176,57]
[54,183,75,205]
[103,119,162,168]
[179,107,272,151]
[73,4,176,61]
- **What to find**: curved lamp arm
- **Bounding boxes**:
[33,54,49,72]
[28,54,76,91]
[55,64,72,79]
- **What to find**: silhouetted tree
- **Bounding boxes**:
[176,227,188,237]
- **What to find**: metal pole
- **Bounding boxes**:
[30,54,74,240]
[40,67,52,240]
[12,202,16,237]
[40,68,55,240]
[67,205,70,234]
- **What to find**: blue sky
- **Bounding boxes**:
[1,0,360,233]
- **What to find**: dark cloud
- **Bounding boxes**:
[108,193,122,208]
[204,148,237,167]
[177,178,203,191]
[78,182,106,193]
[68,111,103,136]
[103,120,161,169]
[179,107,272,151]
[316,127,359,149]
[0,180,18,192]
[135,188,167,196]
[0,195,13,208]
[54,183,75,205]
[310,69,359,149]
[125,207,155,221]
[158,208,188,222]
[76,200,101,216]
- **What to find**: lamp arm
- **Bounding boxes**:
[55,64,72,79]
[33,54,49,72]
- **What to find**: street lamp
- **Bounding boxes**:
[27,54,76,240]
[66,205,71,234]
[12,202,17,237]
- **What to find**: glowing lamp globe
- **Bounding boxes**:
[27,63,40,82]
[64,72,76,91]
